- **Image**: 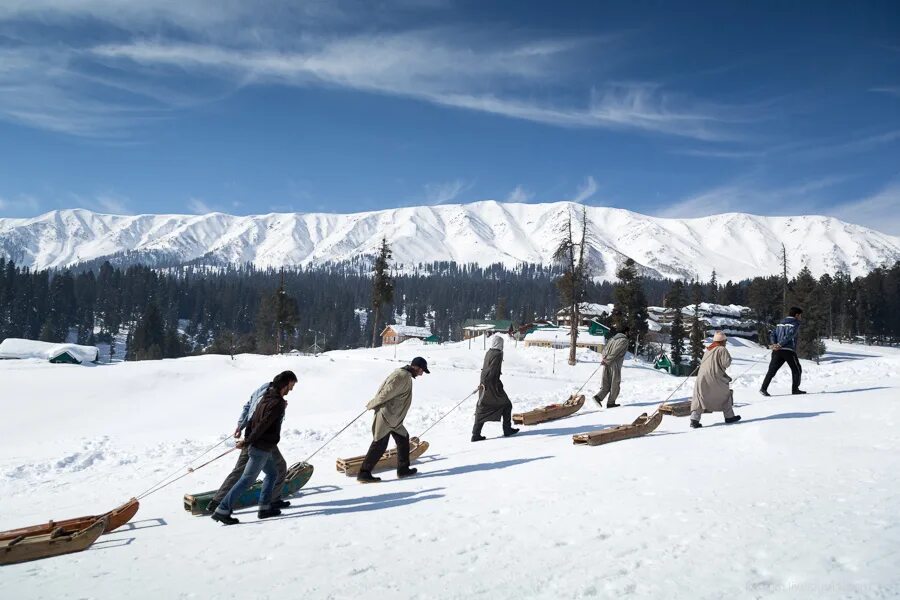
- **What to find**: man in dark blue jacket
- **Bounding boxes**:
[760,307,806,396]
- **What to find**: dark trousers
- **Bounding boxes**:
[761,349,802,392]
[472,406,513,436]
[360,431,410,474]
[212,445,287,503]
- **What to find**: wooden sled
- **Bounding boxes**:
[183,461,314,515]
[513,394,585,426]
[572,411,664,446]
[659,400,693,417]
[1,517,106,566]
[336,437,429,477]
[0,498,139,542]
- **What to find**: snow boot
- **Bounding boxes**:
[690,420,703,429]
[471,434,486,442]
[397,467,418,479]
[592,393,604,407]
[792,389,807,395]
[211,512,239,526]
[607,402,620,409]
[357,471,382,484]
[759,389,771,397]
[257,508,281,519]
[724,415,742,424]
[206,500,219,513]
[271,499,291,509]
[503,428,520,437]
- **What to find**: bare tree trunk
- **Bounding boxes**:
[568,300,578,366]
[372,306,381,348]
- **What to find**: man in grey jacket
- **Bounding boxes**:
[205,376,290,513]
[592,326,630,409]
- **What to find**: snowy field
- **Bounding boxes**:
[1,336,898,599]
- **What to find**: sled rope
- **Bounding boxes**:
[652,350,769,413]
[134,434,231,500]
[138,448,237,500]
[304,409,369,463]
[417,388,480,438]
[572,362,604,399]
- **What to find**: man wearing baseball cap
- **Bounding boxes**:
[357,356,430,483]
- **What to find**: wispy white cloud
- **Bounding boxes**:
[0,193,40,215]
[572,176,598,203]
[187,197,214,214]
[95,193,131,214]
[827,182,900,236]
[423,179,469,205]
[871,85,900,98]
[505,185,533,204]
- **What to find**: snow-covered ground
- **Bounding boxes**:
[1,336,898,599]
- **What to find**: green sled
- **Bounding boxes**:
[183,461,314,515]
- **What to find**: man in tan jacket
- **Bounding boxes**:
[357,357,429,483]
[592,326,630,409]
[689,331,742,428]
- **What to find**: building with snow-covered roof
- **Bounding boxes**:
[0,338,100,364]
[556,303,615,327]
[523,327,606,352]
[381,325,436,346]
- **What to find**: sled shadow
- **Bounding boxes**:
[290,485,341,498]
[818,351,880,363]
[115,517,167,532]
[269,488,446,520]
[519,424,617,438]
[740,411,834,424]
[818,386,891,394]
[89,537,135,551]
[415,456,552,479]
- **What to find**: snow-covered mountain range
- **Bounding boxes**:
[1,201,898,281]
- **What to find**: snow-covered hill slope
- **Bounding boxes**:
[1,201,898,281]
[1,338,898,598]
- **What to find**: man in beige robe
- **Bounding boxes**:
[690,331,742,428]
[592,326,630,409]
[357,356,429,483]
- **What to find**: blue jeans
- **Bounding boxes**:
[215,446,278,515]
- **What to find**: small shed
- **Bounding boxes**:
[0,338,100,364]
[462,319,513,340]
[653,354,691,376]
[423,334,441,345]
[381,325,435,346]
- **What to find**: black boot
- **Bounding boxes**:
[759,388,771,397]
[724,415,742,424]
[690,420,703,429]
[503,427,519,437]
[205,500,219,513]
[607,402,620,409]
[257,508,281,519]
[357,471,382,484]
[471,433,486,442]
[271,499,291,509]
[397,467,418,478]
[592,393,604,407]
[211,512,239,526]
[792,389,807,395]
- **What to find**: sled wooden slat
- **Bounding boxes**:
[0,498,139,542]
[659,400,693,417]
[336,437,429,477]
[572,411,663,446]
[512,394,585,426]
[0,518,106,565]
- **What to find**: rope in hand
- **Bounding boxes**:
[416,388,480,439]
[303,408,369,463]
[134,434,233,500]
[571,362,605,400]
[137,447,237,500]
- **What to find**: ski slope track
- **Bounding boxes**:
[1,201,898,281]
[1,337,898,599]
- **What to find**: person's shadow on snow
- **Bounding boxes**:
[254,488,447,521]
[414,456,552,479]
[734,411,834,425]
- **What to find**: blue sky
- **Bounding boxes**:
[0,1,898,233]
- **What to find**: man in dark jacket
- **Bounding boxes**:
[206,381,289,514]
[472,335,518,441]
[760,307,805,396]
[212,371,296,525]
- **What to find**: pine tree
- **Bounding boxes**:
[688,284,705,370]
[371,238,394,348]
[130,303,165,361]
[665,280,686,367]
[790,266,826,362]
[612,258,648,356]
